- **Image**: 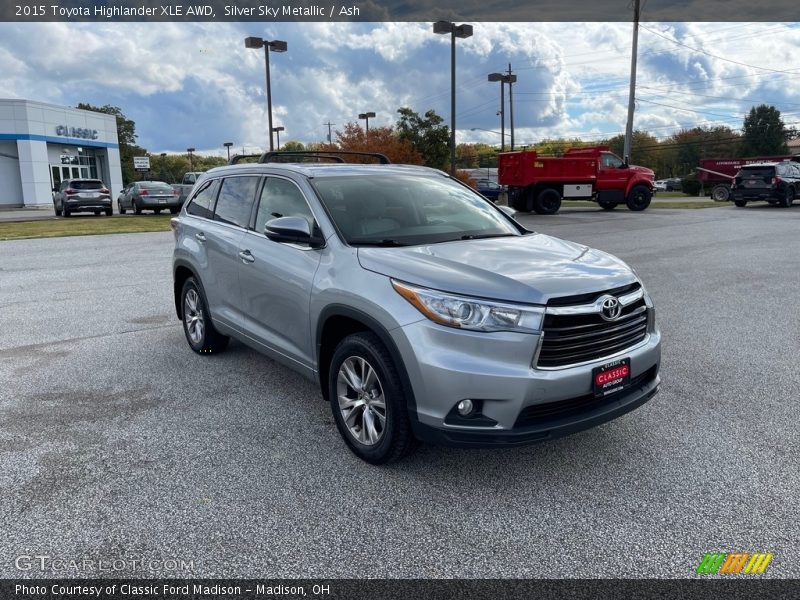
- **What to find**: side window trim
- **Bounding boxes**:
[186,177,220,220]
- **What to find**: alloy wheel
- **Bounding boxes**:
[336,356,386,445]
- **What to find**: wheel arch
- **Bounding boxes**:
[173,260,200,320]
[315,305,417,415]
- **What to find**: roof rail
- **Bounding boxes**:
[229,154,262,165]
[258,151,392,164]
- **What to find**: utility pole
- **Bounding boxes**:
[623,0,640,162]
[324,121,336,143]
[507,63,515,151]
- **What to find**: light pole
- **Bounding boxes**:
[272,126,285,150]
[433,20,473,174]
[244,36,288,152]
[223,142,233,162]
[186,147,195,172]
[358,111,376,141]
[159,152,167,182]
[488,68,517,151]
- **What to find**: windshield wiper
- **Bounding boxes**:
[460,233,516,240]
[350,239,409,247]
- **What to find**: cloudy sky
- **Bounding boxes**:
[1,21,798,156]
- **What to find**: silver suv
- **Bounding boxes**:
[172,155,661,463]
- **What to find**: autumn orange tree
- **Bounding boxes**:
[318,122,424,164]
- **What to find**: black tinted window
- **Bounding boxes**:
[737,167,774,179]
[254,177,314,233]
[72,180,103,190]
[186,179,219,219]
[214,176,259,228]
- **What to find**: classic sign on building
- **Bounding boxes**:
[0,99,123,208]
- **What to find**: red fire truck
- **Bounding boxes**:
[497,146,656,214]
[697,155,800,201]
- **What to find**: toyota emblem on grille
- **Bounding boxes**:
[600,295,622,321]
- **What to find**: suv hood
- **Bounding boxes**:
[358,233,637,305]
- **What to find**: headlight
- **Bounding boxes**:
[392,280,543,333]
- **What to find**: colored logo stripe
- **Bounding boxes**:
[696,552,773,574]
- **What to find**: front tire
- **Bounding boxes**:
[734,199,747,207]
[626,185,652,211]
[181,277,229,355]
[329,332,415,464]
[118,201,126,215]
[533,188,561,215]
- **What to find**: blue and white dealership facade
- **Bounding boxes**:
[0,99,123,208]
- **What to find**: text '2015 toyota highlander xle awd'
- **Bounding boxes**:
[172,154,661,464]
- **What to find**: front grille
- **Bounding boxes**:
[538,285,648,368]
[514,365,658,428]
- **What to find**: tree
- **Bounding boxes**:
[320,122,423,164]
[281,140,305,152]
[395,108,450,170]
[76,103,145,184]
[740,105,789,156]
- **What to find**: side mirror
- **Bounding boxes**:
[265,216,325,248]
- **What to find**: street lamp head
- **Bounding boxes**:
[358,112,376,119]
[160,152,166,157]
[508,74,518,83]
[268,40,288,52]
[272,126,285,132]
[454,24,473,39]
[187,147,195,153]
[244,36,264,49]
[488,72,503,82]
[432,20,453,35]
[223,142,233,147]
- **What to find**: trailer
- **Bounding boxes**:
[498,146,656,214]
[697,155,800,201]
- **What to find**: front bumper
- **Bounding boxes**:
[392,319,661,448]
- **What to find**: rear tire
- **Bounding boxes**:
[781,188,794,208]
[105,208,113,216]
[626,185,652,211]
[180,277,229,355]
[118,201,126,215]
[533,188,561,215]
[54,202,62,217]
[711,185,730,202]
[62,205,70,217]
[329,332,416,464]
[133,200,142,215]
[734,199,747,207]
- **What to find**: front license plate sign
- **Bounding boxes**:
[593,358,631,398]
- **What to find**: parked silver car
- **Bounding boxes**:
[172,157,661,463]
[118,181,182,215]
[53,178,112,217]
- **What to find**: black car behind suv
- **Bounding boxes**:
[731,161,800,208]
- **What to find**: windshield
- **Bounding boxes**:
[312,174,521,246]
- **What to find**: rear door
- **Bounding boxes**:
[237,176,323,368]
[735,166,773,193]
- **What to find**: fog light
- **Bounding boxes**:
[457,399,474,416]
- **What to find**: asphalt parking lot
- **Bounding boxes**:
[1,204,798,578]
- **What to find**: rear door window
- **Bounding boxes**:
[214,176,259,228]
[737,167,773,179]
[186,179,220,219]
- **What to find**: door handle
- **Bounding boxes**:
[195,232,206,242]
[238,249,255,264]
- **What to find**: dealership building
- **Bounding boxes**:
[0,99,123,209]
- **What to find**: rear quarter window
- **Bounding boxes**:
[186,179,220,219]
